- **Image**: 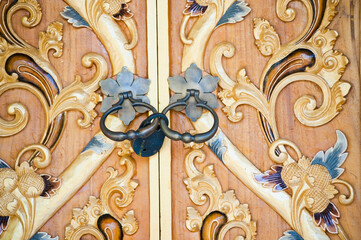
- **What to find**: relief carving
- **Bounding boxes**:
[183,139,257,240]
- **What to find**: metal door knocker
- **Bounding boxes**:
[99,64,219,156]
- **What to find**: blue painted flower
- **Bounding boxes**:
[279,230,303,240]
[254,165,287,191]
[99,67,151,125]
[168,63,218,121]
[255,131,351,234]
[183,0,209,16]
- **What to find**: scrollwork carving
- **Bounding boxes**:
[184,141,257,240]
[38,22,63,60]
[253,18,280,56]
[184,0,355,238]
[65,140,139,240]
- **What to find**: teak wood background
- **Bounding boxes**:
[0,0,360,239]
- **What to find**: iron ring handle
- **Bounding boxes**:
[100,101,159,141]
[159,101,219,143]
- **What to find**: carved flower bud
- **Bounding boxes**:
[306,164,331,189]
[0,168,18,194]
[281,163,306,187]
[0,193,19,216]
[304,188,329,213]
[17,172,45,198]
[102,0,131,17]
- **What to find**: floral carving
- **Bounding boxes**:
[0,147,60,239]
[102,0,133,20]
[100,67,151,125]
[65,141,139,239]
[183,0,209,16]
[38,21,63,60]
[253,18,280,56]
[255,131,354,236]
[168,63,219,121]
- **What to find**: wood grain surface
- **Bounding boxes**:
[0,0,150,239]
[0,0,359,239]
[169,0,360,239]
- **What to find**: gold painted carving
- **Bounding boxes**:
[184,140,257,240]
[0,2,62,137]
[180,0,354,239]
[0,0,108,140]
[0,144,54,240]
[213,16,350,139]
[65,140,139,240]
[180,0,251,71]
[0,0,137,238]
[63,0,137,74]
[49,53,106,129]
[267,136,354,239]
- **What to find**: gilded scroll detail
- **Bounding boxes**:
[0,0,108,146]
[213,12,350,142]
[65,141,139,240]
[0,0,136,238]
[180,0,355,239]
[184,140,257,240]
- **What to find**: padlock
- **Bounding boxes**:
[131,114,168,157]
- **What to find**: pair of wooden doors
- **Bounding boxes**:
[0,0,359,239]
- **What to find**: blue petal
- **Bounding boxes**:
[60,6,90,29]
[30,232,58,240]
[118,99,135,125]
[216,0,251,28]
[116,67,134,90]
[185,63,202,83]
[99,78,120,96]
[199,92,218,109]
[311,130,348,179]
[168,75,187,93]
[254,166,288,191]
[279,230,303,240]
[133,95,151,113]
[0,159,10,168]
[199,75,219,92]
[185,98,203,121]
[131,77,151,96]
[100,96,120,113]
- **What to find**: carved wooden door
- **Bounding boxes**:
[0,0,359,240]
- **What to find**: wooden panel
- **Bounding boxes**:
[168,0,360,239]
[0,0,151,239]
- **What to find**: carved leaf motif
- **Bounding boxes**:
[186,207,202,232]
[40,174,61,198]
[310,29,338,53]
[184,146,256,239]
[60,6,90,29]
[216,0,251,28]
[120,210,138,235]
[38,22,64,60]
[65,196,105,239]
[0,37,9,55]
[253,18,280,56]
[318,50,349,87]
[30,232,59,240]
